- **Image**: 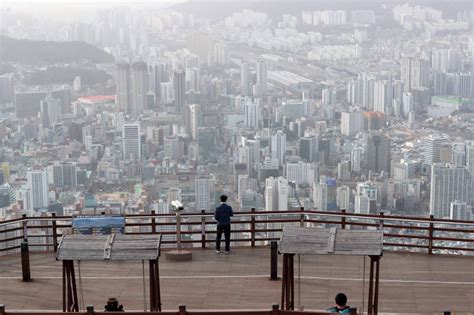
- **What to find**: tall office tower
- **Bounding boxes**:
[240,60,251,96]
[401,57,429,92]
[246,139,261,176]
[243,100,262,128]
[321,88,337,106]
[351,146,362,174]
[130,61,148,115]
[423,135,449,165]
[374,80,393,114]
[299,136,318,162]
[402,92,413,118]
[183,104,201,140]
[195,176,215,211]
[450,201,472,220]
[271,130,287,167]
[467,143,474,203]
[341,110,364,136]
[27,168,49,213]
[430,164,471,218]
[412,58,430,89]
[286,161,315,185]
[254,59,267,96]
[313,182,328,211]
[265,176,288,211]
[312,178,337,211]
[337,160,351,181]
[185,68,201,92]
[451,143,467,167]
[213,43,229,66]
[0,74,14,103]
[366,132,391,175]
[432,72,448,96]
[122,123,141,160]
[40,94,61,128]
[149,62,169,104]
[173,70,186,114]
[347,73,375,109]
[354,182,378,214]
[116,63,131,113]
[237,174,249,201]
[51,162,77,188]
[448,73,472,98]
[164,136,185,160]
[336,185,351,210]
[197,127,217,163]
[400,57,413,92]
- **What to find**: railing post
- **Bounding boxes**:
[271,304,279,315]
[151,210,156,234]
[428,214,434,255]
[379,211,384,230]
[22,213,28,242]
[86,305,94,315]
[251,208,256,247]
[178,304,187,315]
[201,210,206,248]
[341,209,346,229]
[0,304,5,315]
[270,241,278,280]
[21,241,31,282]
[52,212,58,252]
[299,207,305,227]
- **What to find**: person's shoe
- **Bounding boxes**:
[224,250,231,254]
[215,250,221,254]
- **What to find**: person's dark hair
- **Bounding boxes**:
[335,293,347,306]
[220,195,228,202]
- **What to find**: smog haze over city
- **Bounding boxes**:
[0,0,474,311]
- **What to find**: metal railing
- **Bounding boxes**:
[1,208,474,256]
[0,304,358,315]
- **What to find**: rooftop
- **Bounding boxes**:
[0,247,473,313]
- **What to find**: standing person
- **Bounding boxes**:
[214,195,233,254]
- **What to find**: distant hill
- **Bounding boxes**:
[0,36,114,65]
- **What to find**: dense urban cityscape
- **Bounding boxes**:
[1,0,474,313]
[0,0,473,248]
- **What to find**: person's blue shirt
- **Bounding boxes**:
[327,306,351,314]
[214,203,233,225]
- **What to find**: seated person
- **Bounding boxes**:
[104,297,124,312]
[327,293,351,314]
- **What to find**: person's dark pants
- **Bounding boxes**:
[216,224,231,252]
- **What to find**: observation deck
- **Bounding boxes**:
[0,210,473,314]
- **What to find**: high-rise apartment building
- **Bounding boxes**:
[430,164,471,218]
[130,61,148,115]
[27,168,49,213]
[366,132,391,175]
[271,130,286,167]
[195,176,215,212]
[265,176,288,211]
[240,60,251,96]
[173,70,186,114]
[122,123,141,160]
[116,63,131,113]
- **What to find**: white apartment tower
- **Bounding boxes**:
[122,123,141,160]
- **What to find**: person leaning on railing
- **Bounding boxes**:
[327,293,351,314]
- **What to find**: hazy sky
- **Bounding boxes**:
[0,0,185,22]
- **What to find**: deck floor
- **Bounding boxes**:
[0,248,473,313]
